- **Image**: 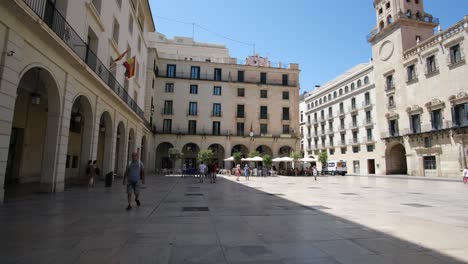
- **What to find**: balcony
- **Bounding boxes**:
[313,131,319,138]
[306,120,312,126]
[338,140,347,147]
[381,131,401,139]
[319,116,326,123]
[155,70,298,87]
[362,136,375,144]
[313,119,319,126]
[362,100,372,109]
[326,129,334,135]
[21,0,148,128]
[326,142,335,148]
[349,106,358,113]
[236,112,245,119]
[364,118,373,127]
[339,109,345,116]
[306,133,312,139]
[387,103,396,110]
[211,111,222,117]
[405,121,464,136]
[385,83,395,92]
[349,122,359,130]
[161,109,173,115]
[447,54,466,69]
[187,110,198,116]
[326,114,334,121]
[349,138,360,145]
[425,64,440,78]
[259,114,269,120]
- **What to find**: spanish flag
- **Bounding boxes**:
[123,56,136,79]
[113,49,129,63]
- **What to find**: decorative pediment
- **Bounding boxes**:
[385,112,399,120]
[448,92,468,104]
[406,105,423,114]
[424,99,445,110]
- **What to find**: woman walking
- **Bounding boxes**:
[235,164,241,181]
[463,166,468,184]
[312,165,318,181]
[244,164,250,181]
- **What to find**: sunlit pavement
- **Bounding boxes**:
[1,174,467,264]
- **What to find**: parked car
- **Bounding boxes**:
[325,160,347,176]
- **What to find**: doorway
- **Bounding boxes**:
[368,159,376,174]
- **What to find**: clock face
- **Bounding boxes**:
[379,40,394,61]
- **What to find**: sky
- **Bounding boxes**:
[148,0,467,93]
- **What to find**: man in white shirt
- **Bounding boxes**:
[198,162,207,183]
[463,166,468,184]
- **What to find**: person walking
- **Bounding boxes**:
[198,162,206,183]
[210,161,218,184]
[463,166,468,184]
[312,165,318,181]
[235,164,241,181]
[123,152,145,211]
[88,160,97,188]
[244,164,250,181]
[86,160,92,186]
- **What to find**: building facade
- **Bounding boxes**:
[0,0,156,202]
[301,64,383,175]
[369,0,468,177]
[149,33,301,170]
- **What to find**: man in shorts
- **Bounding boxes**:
[123,152,145,210]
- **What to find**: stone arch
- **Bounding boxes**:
[183,143,200,168]
[256,145,273,156]
[114,121,126,176]
[156,142,174,170]
[385,142,407,175]
[364,76,370,85]
[4,66,62,196]
[208,144,225,168]
[66,94,94,182]
[96,111,113,176]
[278,146,293,157]
[231,144,249,157]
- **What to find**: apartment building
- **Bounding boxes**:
[148,33,300,170]
[0,0,155,202]
[369,0,468,177]
[301,64,382,175]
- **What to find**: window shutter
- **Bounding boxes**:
[430,111,435,130]
[451,107,457,127]
[395,120,399,136]
[409,115,414,133]
[464,103,468,126]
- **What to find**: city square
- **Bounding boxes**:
[1,174,468,263]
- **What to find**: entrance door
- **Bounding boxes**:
[353,160,360,174]
[368,159,376,174]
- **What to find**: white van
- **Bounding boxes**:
[327,160,347,176]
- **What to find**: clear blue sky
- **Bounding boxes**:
[149,0,467,93]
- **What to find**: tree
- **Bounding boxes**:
[232,152,243,166]
[198,149,214,165]
[262,154,272,175]
[248,151,261,158]
[168,148,183,173]
[290,151,303,176]
[318,151,328,172]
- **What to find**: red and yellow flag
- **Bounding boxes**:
[113,49,129,63]
[123,56,136,79]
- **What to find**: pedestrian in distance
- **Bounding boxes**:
[463,166,468,184]
[123,152,145,211]
[312,165,318,181]
[210,161,218,184]
[198,162,206,183]
[244,164,250,181]
[88,160,97,188]
[235,164,241,181]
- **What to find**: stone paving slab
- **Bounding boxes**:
[1,174,468,263]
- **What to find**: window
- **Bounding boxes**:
[351,98,356,109]
[260,72,267,84]
[212,122,221,136]
[188,102,197,116]
[188,120,197,135]
[340,118,345,130]
[167,64,176,78]
[190,85,198,94]
[333,91,337,98]
[237,123,245,136]
[388,96,395,108]
[387,15,393,24]
[426,55,437,74]
[283,125,290,134]
[163,100,173,115]
[352,115,357,127]
[339,89,343,96]
[282,91,289,100]
[260,124,268,134]
[410,114,421,133]
[112,19,120,44]
[386,75,394,90]
[423,156,436,170]
[386,2,390,9]
[364,76,370,85]
[353,146,360,153]
[389,119,399,136]
[366,111,372,124]
[282,74,289,86]
[212,103,221,117]
[365,92,371,105]
[366,128,373,140]
[449,44,462,65]
[424,137,432,148]
[345,86,349,93]
[191,66,200,79]
[379,21,385,31]
[379,8,383,15]
[165,83,174,93]
[351,83,355,90]
[341,147,347,154]
[282,107,290,120]
[260,90,268,98]
[128,14,133,35]
[357,80,362,87]
[213,86,222,96]
[328,107,333,117]
[329,149,335,155]
[163,119,172,133]
[430,109,443,130]
[214,68,222,81]
[367,145,375,152]
[237,105,245,118]
[237,88,245,97]
[452,103,468,127]
[260,106,268,119]
[406,9,412,18]
[339,103,344,114]
[238,71,245,82]
[300,111,303,122]
[407,64,417,82]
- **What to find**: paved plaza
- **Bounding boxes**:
[1,174,468,264]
